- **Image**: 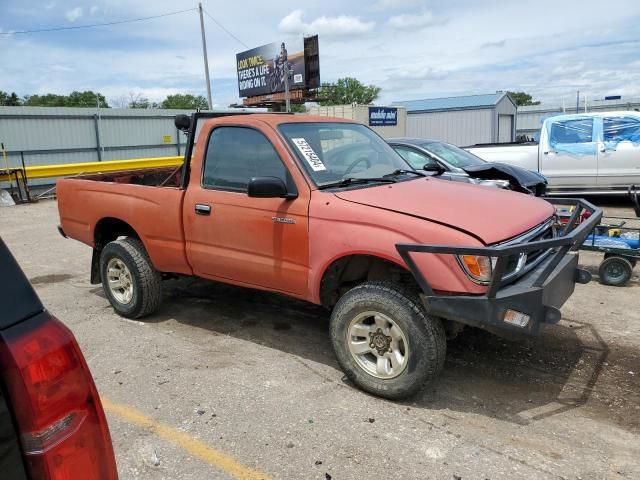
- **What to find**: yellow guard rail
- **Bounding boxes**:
[0,156,183,182]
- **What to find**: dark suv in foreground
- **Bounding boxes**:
[0,238,117,479]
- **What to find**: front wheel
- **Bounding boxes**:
[329,281,446,400]
[100,237,162,318]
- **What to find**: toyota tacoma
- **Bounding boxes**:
[57,113,601,399]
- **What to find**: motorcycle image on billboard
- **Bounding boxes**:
[236,40,306,98]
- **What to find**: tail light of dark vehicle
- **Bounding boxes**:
[0,314,117,480]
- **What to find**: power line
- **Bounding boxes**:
[202,9,249,49]
[0,8,197,35]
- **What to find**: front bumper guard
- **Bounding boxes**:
[396,198,602,336]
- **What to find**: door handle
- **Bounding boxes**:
[195,204,211,216]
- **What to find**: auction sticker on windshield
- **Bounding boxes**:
[291,138,326,172]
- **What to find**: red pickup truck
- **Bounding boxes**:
[57,113,601,399]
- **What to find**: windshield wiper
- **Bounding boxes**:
[319,177,397,189]
[383,169,427,178]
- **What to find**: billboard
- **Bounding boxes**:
[236,40,306,98]
[368,107,398,126]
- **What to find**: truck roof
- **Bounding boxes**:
[544,111,640,122]
[204,113,356,128]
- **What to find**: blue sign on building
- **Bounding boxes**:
[368,107,398,126]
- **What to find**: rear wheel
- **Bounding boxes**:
[100,237,162,318]
[599,256,633,286]
[330,281,446,400]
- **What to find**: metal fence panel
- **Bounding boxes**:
[0,106,249,188]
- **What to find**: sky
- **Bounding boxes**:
[1,0,639,108]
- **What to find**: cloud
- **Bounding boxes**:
[1,0,639,108]
[388,10,437,30]
[481,39,506,48]
[372,0,422,11]
[551,62,585,77]
[278,10,374,37]
[65,7,83,22]
[45,2,56,10]
[48,64,75,73]
[89,6,100,16]
[395,66,449,81]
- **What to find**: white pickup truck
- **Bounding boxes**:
[467,112,640,195]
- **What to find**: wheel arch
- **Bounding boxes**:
[91,217,143,284]
[317,253,419,308]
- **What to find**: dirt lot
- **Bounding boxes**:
[2,199,639,479]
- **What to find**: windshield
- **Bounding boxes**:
[423,142,486,168]
[279,122,411,187]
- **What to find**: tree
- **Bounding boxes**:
[129,96,151,109]
[160,94,209,110]
[126,93,157,109]
[22,91,109,108]
[0,91,22,106]
[507,91,540,106]
[318,77,381,106]
[289,103,307,113]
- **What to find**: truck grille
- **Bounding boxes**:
[499,219,555,284]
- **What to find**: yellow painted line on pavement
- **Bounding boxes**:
[101,398,271,480]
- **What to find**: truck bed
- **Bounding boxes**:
[57,166,191,276]
[465,141,539,149]
[79,165,182,188]
[466,143,539,171]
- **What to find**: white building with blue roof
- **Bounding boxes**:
[393,92,517,146]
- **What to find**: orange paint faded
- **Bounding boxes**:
[57,114,554,304]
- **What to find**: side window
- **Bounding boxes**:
[603,116,640,143]
[549,119,593,145]
[203,127,286,191]
[394,146,438,170]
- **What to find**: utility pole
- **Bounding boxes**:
[96,96,104,161]
[575,90,580,114]
[198,3,213,110]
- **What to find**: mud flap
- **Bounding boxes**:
[90,248,101,284]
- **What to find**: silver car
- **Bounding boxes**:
[388,138,548,196]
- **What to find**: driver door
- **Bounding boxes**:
[540,118,598,189]
[183,125,310,296]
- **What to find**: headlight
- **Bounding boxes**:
[457,255,494,284]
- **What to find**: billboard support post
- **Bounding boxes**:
[285,69,290,112]
[198,3,213,110]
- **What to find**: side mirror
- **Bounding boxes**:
[247,177,294,199]
[422,163,446,175]
[174,114,191,133]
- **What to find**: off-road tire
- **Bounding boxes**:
[599,256,633,287]
[100,237,162,318]
[330,281,446,400]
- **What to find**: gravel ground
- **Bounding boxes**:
[1,198,639,480]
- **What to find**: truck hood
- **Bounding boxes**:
[333,177,555,245]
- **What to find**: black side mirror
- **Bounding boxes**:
[174,114,191,133]
[248,177,294,199]
[422,163,446,175]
